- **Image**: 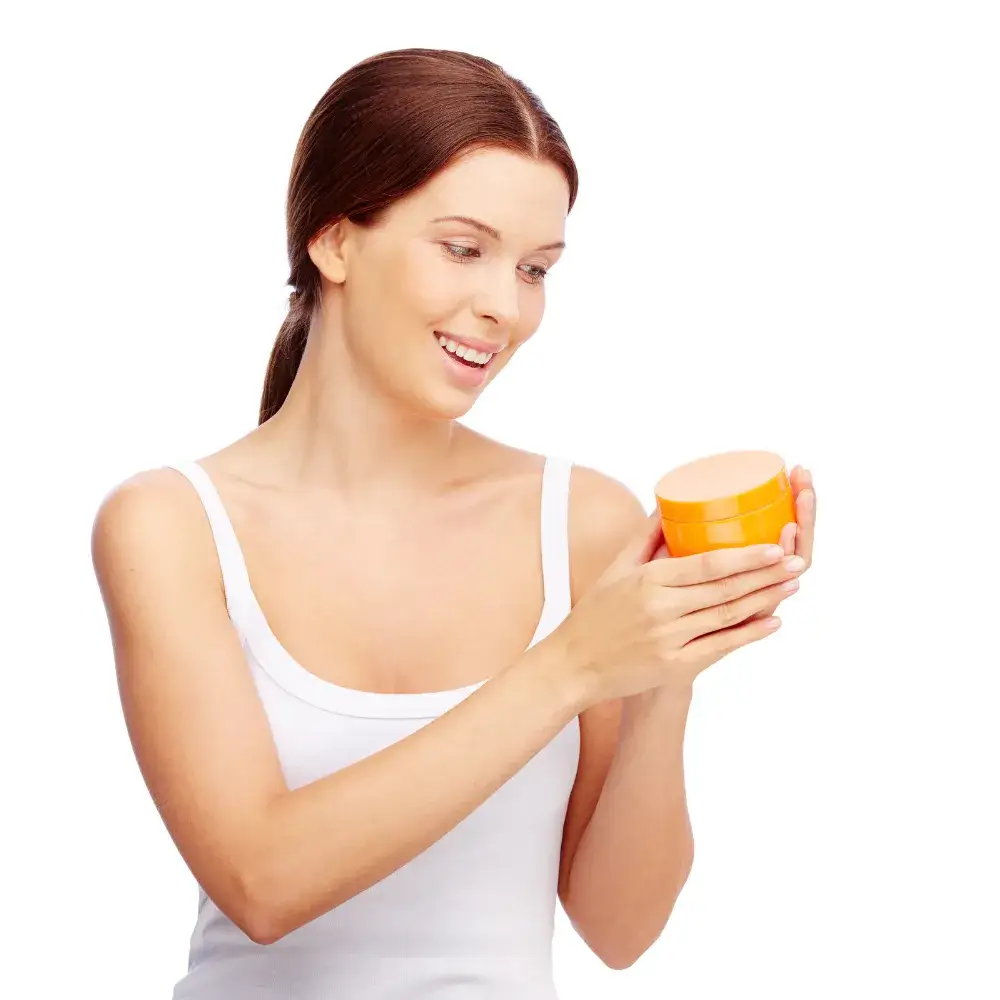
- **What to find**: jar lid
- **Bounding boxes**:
[655,450,790,523]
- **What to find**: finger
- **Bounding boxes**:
[752,602,779,622]
[780,521,797,555]
[790,465,814,498]
[751,578,802,620]
[795,488,816,567]
[679,615,782,665]
[675,557,803,616]
[749,522,796,620]
[645,542,785,587]
[789,465,807,497]
[672,579,796,643]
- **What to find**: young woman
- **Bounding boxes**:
[92,47,816,999]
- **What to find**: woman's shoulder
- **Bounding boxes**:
[566,462,649,604]
[93,464,205,532]
[472,430,648,602]
[467,429,646,526]
[90,465,219,593]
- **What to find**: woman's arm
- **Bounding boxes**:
[92,470,591,946]
[564,685,695,969]
[559,466,808,968]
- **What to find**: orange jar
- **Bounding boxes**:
[654,450,796,557]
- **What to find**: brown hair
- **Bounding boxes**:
[258,48,579,424]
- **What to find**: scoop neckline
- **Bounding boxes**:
[182,457,560,720]
[242,593,552,720]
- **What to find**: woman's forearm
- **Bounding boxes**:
[245,635,589,943]
[563,686,695,969]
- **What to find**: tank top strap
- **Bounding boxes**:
[167,461,256,632]
[538,456,573,621]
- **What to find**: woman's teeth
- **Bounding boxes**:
[436,335,493,367]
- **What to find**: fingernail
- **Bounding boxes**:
[764,617,782,630]
[781,578,800,593]
[766,545,785,560]
[784,556,806,573]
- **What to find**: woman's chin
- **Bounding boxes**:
[387,351,501,420]
[423,385,481,421]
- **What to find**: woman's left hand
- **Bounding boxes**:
[650,464,815,617]
[650,465,815,619]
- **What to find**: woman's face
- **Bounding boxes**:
[312,146,570,419]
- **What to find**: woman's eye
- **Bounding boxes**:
[443,243,479,259]
[442,243,547,284]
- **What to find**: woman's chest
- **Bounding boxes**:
[241,492,547,694]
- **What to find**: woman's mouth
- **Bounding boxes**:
[435,334,495,369]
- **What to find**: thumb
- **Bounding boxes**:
[605,510,666,579]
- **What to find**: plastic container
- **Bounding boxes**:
[654,450,796,557]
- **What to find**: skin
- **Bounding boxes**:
[92,146,817,967]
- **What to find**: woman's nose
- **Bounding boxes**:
[473,270,520,328]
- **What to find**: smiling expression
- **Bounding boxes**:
[308,147,571,418]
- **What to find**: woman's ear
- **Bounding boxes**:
[307,220,349,284]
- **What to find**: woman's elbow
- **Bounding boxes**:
[240,908,285,947]
[215,864,292,946]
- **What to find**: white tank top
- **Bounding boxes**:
[167,457,582,1000]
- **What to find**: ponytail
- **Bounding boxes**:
[258,288,313,425]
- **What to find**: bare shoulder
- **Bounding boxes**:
[93,466,196,524]
[90,465,288,939]
[419,428,651,597]
[90,466,219,605]
[458,434,650,598]
[568,464,649,604]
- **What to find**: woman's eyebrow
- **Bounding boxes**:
[429,215,566,251]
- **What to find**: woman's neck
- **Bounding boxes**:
[251,326,466,499]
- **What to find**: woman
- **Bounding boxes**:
[92,48,815,998]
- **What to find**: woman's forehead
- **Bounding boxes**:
[395,149,569,245]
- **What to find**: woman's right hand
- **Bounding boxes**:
[553,512,805,706]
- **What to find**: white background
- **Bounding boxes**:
[3,2,998,997]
